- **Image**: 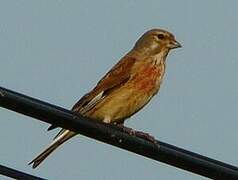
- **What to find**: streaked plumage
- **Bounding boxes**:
[29,28,181,168]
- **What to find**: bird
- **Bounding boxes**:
[29,28,181,168]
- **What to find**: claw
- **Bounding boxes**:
[133,131,157,144]
[116,124,158,145]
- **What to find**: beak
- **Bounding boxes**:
[169,39,182,49]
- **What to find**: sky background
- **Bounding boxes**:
[0,1,238,179]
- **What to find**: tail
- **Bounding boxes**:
[29,130,76,168]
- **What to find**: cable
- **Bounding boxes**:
[0,164,46,180]
[0,86,238,179]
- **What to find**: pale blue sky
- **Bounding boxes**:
[0,1,238,179]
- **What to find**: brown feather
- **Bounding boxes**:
[72,55,137,112]
[48,55,137,131]
[30,28,181,168]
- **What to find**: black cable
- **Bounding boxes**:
[0,164,46,180]
[0,86,238,179]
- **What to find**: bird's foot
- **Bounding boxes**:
[116,124,157,144]
[116,124,135,135]
[133,131,157,144]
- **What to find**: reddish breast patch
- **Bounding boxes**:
[133,65,161,93]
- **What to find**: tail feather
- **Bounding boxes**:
[29,130,76,168]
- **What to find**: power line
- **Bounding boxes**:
[0,164,46,180]
[0,86,238,179]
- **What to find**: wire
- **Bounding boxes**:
[0,86,238,179]
[0,164,46,180]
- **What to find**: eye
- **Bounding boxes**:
[157,34,165,40]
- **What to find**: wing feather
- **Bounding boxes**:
[72,55,137,113]
[48,55,137,133]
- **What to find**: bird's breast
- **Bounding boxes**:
[131,60,165,94]
[87,58,166,122]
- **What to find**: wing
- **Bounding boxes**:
[72,55,137,113]
[48,55,137,131]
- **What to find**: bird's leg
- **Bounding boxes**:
[133,131,157,144]
[116,124,157,144]
[116,124,136,136]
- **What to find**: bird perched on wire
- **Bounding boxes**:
[29,28,181,168]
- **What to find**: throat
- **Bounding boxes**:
[154,50,168,65]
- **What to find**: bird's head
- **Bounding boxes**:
[133,29,181,55]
